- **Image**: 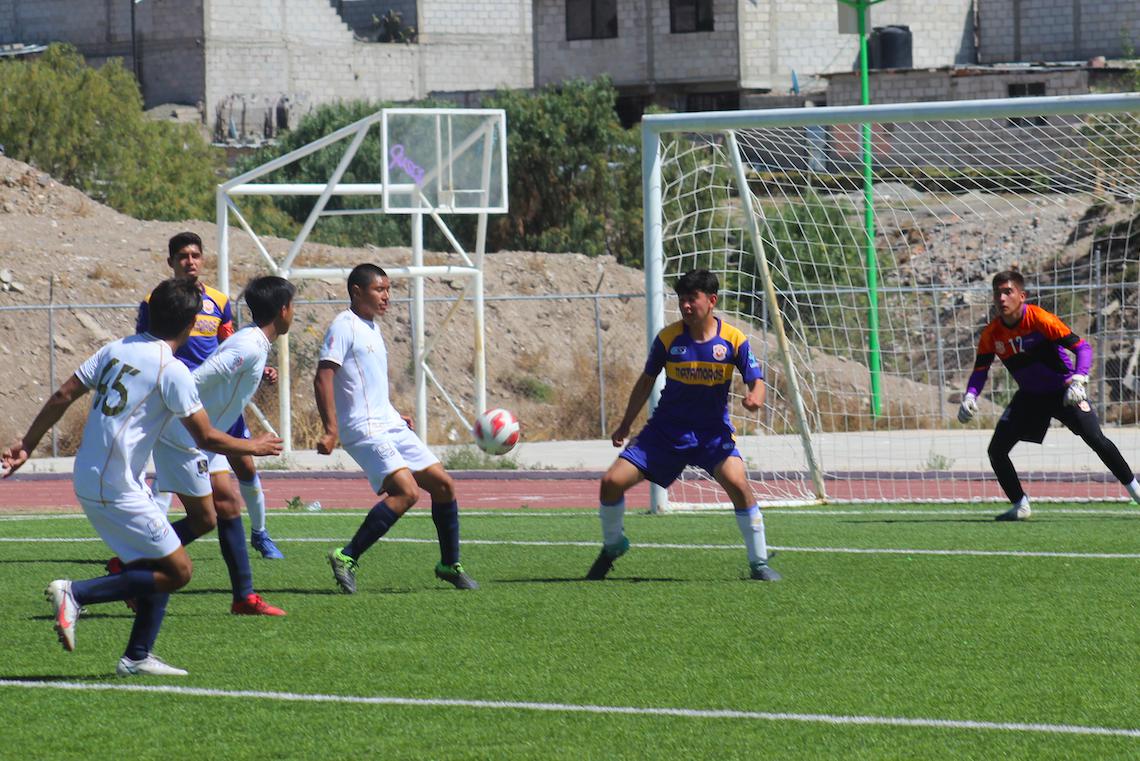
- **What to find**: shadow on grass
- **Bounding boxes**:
[839,518,995,525]
[494,576,685,584]
[0,674,119,683]
[0,558,108,566]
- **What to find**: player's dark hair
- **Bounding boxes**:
[168,231,203,258]
[347,263,387,299]
[243,276,296,327]
[992,270,1025,291]
[147,278,202,339]
[674,269,719,297]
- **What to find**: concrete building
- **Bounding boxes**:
[0,0,532,140]
[1,0,1137,135]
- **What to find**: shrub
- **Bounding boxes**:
[0,44,222,220]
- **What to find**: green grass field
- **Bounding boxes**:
[2,505,1138,759]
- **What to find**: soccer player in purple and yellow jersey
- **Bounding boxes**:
[586,269,780,581]
[958,270,1140,520]
[137,232,284,559]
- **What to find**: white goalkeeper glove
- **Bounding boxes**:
[1064,374,1088,407]
[957,392,978,424]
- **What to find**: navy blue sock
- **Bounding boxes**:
[344,501,400,559]
[124,592,170,661]
[217,516,254,600]
[431,500,460,566]
[72,569,156,606]
[170,517,201,546]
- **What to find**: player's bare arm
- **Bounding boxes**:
[314,360,340,454]
[180,409,282,458]
[2,374,89,477]
[611,372,656,447]
[742,379,765,412]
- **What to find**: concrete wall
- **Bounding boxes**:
[535,0,975,93]
[205,0,531,137]
[1,0,206,107]
[738,0,976,93]
[826,67,1089,106]
[978,0,1140,63]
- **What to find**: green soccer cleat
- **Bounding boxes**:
[328,548,358,594]
[585,536,630,581]
[435,562,479,590]
[749,562,782,581]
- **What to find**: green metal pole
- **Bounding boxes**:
[856,1,882,417]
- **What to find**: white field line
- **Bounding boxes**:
[0,680,1135,739]
[1,507,1138,522]
[1,535,1138,560]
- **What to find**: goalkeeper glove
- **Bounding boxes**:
[1064,374,1088,407]
[957,393,978,424]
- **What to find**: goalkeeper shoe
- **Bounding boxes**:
[116,653,188,677]
[45,580,79,652]
[434,562,480,590]
[749,562,782,581]
[328,548,358,594]
[251,529,285,560]
[585,536,630,580]
[995,503,1031,521]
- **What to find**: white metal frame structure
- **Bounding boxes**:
[217,108,507,451]
[641,92,1140,512]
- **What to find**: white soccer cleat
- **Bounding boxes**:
[995,503,1031,521]
[45,580,78,652]
[116,653,189,677]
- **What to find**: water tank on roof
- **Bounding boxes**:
[877,25,913,69]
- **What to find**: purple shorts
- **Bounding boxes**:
[619,421,741,488]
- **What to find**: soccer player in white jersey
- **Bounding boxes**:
[1,279,282,676]
[149,276,296,616]
[315,263,477,593]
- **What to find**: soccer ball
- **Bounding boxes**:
[472,408,520,455]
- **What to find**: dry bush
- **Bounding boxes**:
[540,347,644,440]
[88,263,133,290]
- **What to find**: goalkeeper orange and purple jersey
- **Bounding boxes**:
[644,317,763,432]
[136,282,234,370]
[966,303,1091,396]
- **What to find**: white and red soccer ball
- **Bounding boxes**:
[472,408,520,455]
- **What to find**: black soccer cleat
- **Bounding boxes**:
[585,536,630,580]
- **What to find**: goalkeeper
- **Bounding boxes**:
[586,269,780,581]
[957,270,1140,520]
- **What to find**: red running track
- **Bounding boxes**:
[0,472,1129,513]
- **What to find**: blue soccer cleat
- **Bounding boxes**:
[251,529,285,559]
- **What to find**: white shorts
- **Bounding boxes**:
[344,427,440,494]
[151,440,214,498]
[77,491,182,564]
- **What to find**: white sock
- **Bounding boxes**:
[1126,478,1140,504]
[239,475,267,533]
[735,504,768,566]
[599,498,625,548]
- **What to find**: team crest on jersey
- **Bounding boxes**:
[147,519,170,542]
[1078,400,1091,412]
[995,340,1005,353]
[712,344,727,361]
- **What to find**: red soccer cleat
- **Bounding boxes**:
[231,593,286,616]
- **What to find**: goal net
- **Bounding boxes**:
[643,93,1140,509]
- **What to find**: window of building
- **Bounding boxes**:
[566,0,618,41]
[1007,82,1047,127]
[685,90,738,113]
[671,0,714,34]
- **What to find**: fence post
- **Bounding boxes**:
[593,272,607,436]
[49,275,58,457]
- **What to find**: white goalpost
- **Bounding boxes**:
[217,108,507,451]
[643,92,1140,510]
